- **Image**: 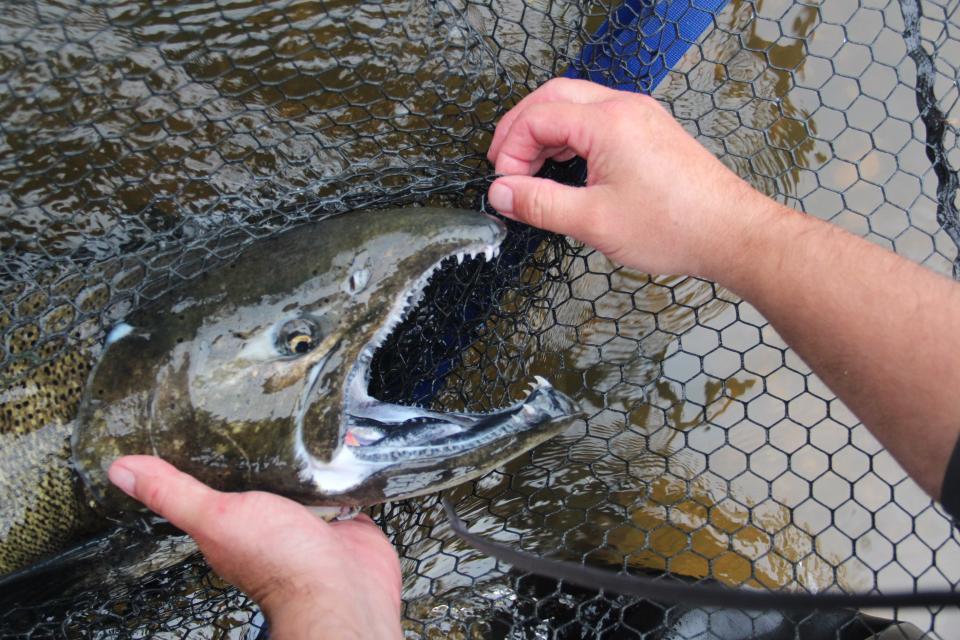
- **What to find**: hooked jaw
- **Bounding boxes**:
[298,377,578,503]
[295,227,580,504]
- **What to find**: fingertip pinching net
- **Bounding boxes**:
[1,0,959,637]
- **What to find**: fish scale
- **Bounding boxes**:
[0,281,109,575]
[0,343,98,575]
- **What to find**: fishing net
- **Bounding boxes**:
[1,0,959,637]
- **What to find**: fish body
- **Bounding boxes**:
[0,207,578,578]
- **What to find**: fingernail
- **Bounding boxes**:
[108,464,137,497]
[488,182,514,216]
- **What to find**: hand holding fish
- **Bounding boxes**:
[109,456,403,640]
[488,78,960,512]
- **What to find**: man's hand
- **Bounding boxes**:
[108,455,402,640]
[486,77,772,280]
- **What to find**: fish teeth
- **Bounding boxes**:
[450,244,502,265]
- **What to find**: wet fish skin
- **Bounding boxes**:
[1,208,522,575]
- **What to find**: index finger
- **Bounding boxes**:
[487,78,617,165]
[491,101,600,176]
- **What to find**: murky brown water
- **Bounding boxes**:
[3,0,960,637]
[0,0,513,263]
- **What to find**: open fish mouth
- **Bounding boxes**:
[297,228,580,502]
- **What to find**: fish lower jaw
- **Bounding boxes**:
[293,376,576,503]
[296,376,577,488]
[344,373,559,433]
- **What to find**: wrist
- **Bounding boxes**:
[695,189,795,291]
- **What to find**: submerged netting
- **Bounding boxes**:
[1,0,959,637]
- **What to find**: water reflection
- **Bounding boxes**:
[0,0,506,261]
[395,2,907,622]
[666,0,821,201]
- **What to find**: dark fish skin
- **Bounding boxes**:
[2,207,495,575]
[72,207,527,513]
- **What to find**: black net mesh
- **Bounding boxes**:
[2,0,959,637]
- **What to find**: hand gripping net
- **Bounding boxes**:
[1,0,959,637]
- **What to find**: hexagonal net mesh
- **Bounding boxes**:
[1,0,959,637]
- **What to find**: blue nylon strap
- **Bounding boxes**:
[565,0,729,94]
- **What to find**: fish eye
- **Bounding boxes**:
[277,318,320,356]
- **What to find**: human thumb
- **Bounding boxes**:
[488,176,595,240]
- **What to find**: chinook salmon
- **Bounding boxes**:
[73,207,578,514]
[0,207,578,579]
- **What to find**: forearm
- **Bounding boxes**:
[266,590,402,640]
[705,198,960,498]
